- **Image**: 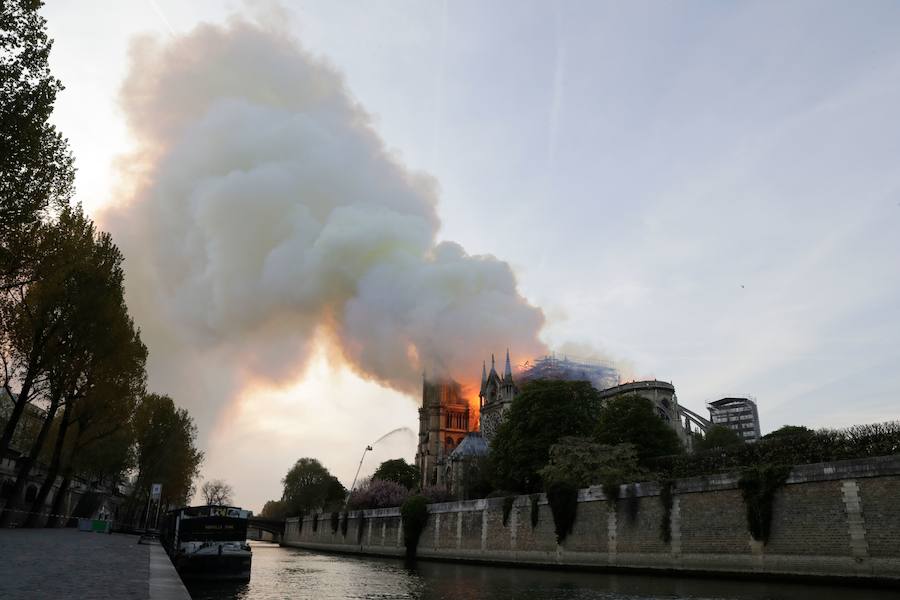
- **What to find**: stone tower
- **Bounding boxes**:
[478,350,517,442]
[415,377,471,488]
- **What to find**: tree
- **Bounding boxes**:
[259,499,287,520]
[1,0,75,282]
[595,395,683,465]
[489,380,603,492]
[346,478,409,510]
[126,394,203,522]
[281,458,346,514]
[694,425,744,451]
[0,207,147,526]
[372,458,419,490]
[201,479,234,506]
[763,425,815,441]
[538,437,645,491]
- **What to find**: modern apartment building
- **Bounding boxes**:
[707,397,761,442]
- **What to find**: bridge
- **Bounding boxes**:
[247,517,285,543]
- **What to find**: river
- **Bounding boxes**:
[185,542,896,600]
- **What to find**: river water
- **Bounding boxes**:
[186,542,896,600]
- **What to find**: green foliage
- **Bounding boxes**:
[502,496,515,526]
[282,458,347,515]
[400,495,429,558]
[539,437,645,490]
[694,425,744,451]
[738,465,791,544]
[357,513,366,543]
[1,0,75,279]
[490,380,603,492]
[545,481,578,544]
[330,511,340,534]
[130,394,203,508]
[763,425,815,440]
[372,459,420,490]
[659,480,674,543]
[624,484,640,523]
[340,511,349,537]
[530,494,540,528]
[260,500,288,520]
[595,395,683,465]
[649,421,900,480]
[602,480,621,503]
[312,513,318,532]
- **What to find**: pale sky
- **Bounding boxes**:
[43,1,900,512]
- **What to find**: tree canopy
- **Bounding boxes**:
[201,479,234,506]
[372,458,419,490]
[489,380,603,492]
[282,458,346,514]
[694,425,745,451]
[595,395,683,464]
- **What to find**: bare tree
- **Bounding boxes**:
[201,479,233,506]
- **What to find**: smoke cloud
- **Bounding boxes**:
[106,16,546,433]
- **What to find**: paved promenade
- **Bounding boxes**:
[0,529,190,600]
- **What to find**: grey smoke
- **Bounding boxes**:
[106,16,546,431]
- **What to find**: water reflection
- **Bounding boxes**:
[186,542,895,600]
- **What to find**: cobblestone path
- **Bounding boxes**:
[0,529,150,599]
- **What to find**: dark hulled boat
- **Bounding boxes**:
[160,505,252,581]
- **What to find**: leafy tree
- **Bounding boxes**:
[259,499,288,520]
[595,395,683,465]
[347,478,409,510]
[763,425,814,440]
[490,380,603,492]
[201,479,234,506]
[0,208,146,526]
[538,437,645,493]
[126,394,203,521]
[282,458,346,514]
[694,425,745,451]
[1,0,75,283]
[372,458,419,490]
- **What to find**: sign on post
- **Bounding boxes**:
[151,483,162,500]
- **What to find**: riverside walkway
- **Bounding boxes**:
[0,529,190,600]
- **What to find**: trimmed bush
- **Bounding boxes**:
[739,465,791,544]
[357,513,366,544]
[530,494,540,528]
[340,511,349,537]
[624,484,640,523]
[330,511,340,534]
[312,513,318,532]
[546,481,578,544]
[502,496,515,526]
[401,495,429,559]
[659,480,674,543]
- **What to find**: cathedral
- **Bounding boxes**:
[414,377,471,487]
[478,350,517,442]
[415,351,517,491]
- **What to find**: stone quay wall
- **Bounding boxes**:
[282,455,900,584]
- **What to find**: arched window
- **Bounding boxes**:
[445,436,454,451]
[25,485,38,503]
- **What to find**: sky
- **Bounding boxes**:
[42,0,900,512]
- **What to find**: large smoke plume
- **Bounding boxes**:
[106,16,546,432]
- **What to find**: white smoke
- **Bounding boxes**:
[106,16,546,432]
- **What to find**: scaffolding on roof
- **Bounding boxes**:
[517,354,619,391]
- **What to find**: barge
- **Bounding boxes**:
[160,505,252,581]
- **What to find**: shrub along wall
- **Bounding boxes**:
[283,455,900,583]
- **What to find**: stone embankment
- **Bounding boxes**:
[283,455,900,584]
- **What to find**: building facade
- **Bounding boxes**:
[415,378,472,488]
[478,351,517,443]
[708,397,761,442]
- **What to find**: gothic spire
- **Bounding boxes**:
[481,361,487,385]
[504,349,512,379]
[491,353,495,372]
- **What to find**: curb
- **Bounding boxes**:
[149,544,191,600]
